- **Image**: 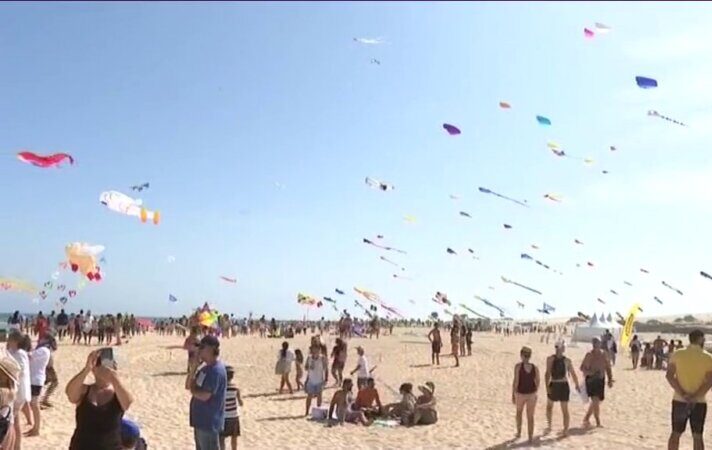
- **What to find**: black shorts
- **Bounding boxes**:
[672,401,707,434]
[221,417,240,437]
[31,385,42,397]
[547,382,570,402]
[432,341,442,354]
[585,376,605,401]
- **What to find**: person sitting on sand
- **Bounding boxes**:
[410,382,437,426]
[304,345,329,416]
[427,322,442,366]
[327,378,371,426]
[353,378,382,418]
[545,341,580,436]
[629,335,642,369]
[581,337,614,428]
[66,349,134,450]
[275,341,294,394]
[512,346,539,443]
[383,383,416,424]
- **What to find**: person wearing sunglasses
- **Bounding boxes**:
[511,346,540,444]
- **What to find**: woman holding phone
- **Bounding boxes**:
[66,349,133,450]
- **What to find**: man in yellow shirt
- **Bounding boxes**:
[666,329,712,450]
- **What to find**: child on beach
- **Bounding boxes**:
[294,349,304,391]
[327,378,370,426]
[220,365,243,450]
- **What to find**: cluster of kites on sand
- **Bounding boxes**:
[0,27,705,321]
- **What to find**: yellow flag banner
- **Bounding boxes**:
[620,303,641,349]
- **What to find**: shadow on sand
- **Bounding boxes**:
[255,414,306,422]
[485,427,593,449]
[152,371,186,377]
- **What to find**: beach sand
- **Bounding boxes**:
[27,329,700,449]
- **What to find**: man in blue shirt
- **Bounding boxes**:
[185,335,227,450]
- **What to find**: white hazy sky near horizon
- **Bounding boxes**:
[1,2,712,320]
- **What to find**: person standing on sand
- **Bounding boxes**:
[666,329,712,450]
[304,345,329,416]
[580,337,614,428]
[654,335,668,370]
[512,346,539,444]
[450,320,460,367]
[544,341,580,436]
[630,335,642,369]
[185,336,227,450]
[427,323,442,366]
[7,331,30,450]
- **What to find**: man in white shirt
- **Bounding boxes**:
[26,339,51,437]
[7,331,31,450]
[351,346,371,390]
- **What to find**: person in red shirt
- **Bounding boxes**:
[353,378,382,418]
[35,311,49,340]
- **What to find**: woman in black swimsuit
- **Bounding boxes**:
[544,341,580,435]
[65,350,134,450]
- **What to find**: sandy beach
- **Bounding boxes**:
[21,328,701,449]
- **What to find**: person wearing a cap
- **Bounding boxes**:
[120,418,146,450]
[544,341,580,436]
[185,335,227,450]
[410,382,437,426]
[580,337,614,428]
[0,353,21,450]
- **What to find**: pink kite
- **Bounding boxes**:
[499,101,511,109]
[17,152,74,168]
[584,28,594,39]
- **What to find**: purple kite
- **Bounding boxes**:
[443,123,461,135]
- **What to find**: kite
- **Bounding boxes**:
[610,146,617,152]
[640,268,650,274]
[376,235,384,239]
[168,294,178,303]
[635,76,658,89]
[56,284,66,292]
[597,298,606,305]
[408,299,416,305]
[537,308,551,315]
[544,193,562,203]
[499,101,511,109]
[503,224,512,230]
[574,239,584,245]
[219,276,237,284]
[0,279,38,296]
[536,115,552,126]
[620,303,642,348]
[531,244,540,250]
[370,58,381,65]
[615,312,625,322]
[430,312,439,320]
[602,170,609,174]
[516,301,525,308]
[365,177,394,191]
[335,289,345,295]
[701,271,712,280]
[198,309,221,327]
[130,182,150,192]
[459,303,489,319]
[392,274,412,280]
[662,281,683,296]
[446,248,457,255]
[542,303,556,312]
[68,290,77,298]
[38,291,47,300]
[474,295,505,317]
[59,296,68,305]
[65,242,104,281]
[99,191,161,225]
[520,253,555,271]
[167,255,176,263]
[379,256,405,271]
[467,248,479,260]
[578,312,590,321]
[363,238,407,254]
[381,304,404,318]
[354,287,381,303]
[478,187,528,208]
[43,281,53,289]
[17,152,74,168]
[459,211,472,218]
[322,297,336,304]
[433,292,451,306]
[449,194,460,200]
[624,281,633,287]
[654,296,664,305]
[297,293,319,306]
[403,215,417,224]
[648,110,686,127]
[595,23,611,33]
[353,37,384,45]
[443,123,461,135]
[501,276,542,295]
[584,28,595,39]
[587,262,595,268]
[610,290,618,295]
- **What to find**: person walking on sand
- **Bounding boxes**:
[275,341,294,394]
[512,346,539,444]
[666,329,712,450]
[544,341,580,436]
[581,337,614,428]
[350,346,370,390]
[304,344,329,416]
[630,335,642,370]
[427,322,442,366]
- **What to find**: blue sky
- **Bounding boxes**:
[2,2,712,320]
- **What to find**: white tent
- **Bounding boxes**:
[572,312,622,343]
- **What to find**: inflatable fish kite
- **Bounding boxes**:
[100,191,160,225]
[17,151,74,168]
[65,242,104,281]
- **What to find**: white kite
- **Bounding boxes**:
[99,191,161,225]
[353,37,385,45]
